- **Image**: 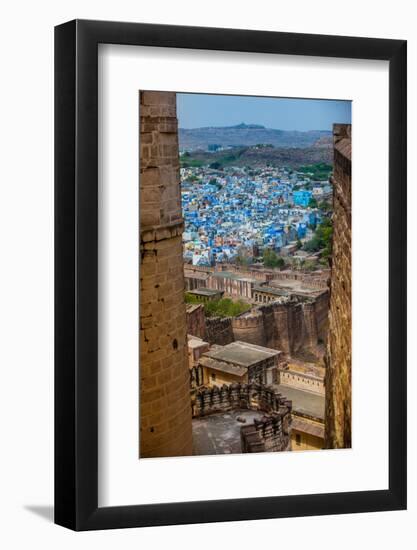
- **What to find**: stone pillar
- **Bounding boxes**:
[139,91,193,458]
[324,124,352,449]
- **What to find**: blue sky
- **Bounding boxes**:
[177,93,351,131]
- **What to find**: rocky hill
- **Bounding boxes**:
[179,123,332,151]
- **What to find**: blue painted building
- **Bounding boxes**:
[297,223,307,239]
[293,189,312,207]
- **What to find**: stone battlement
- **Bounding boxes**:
[234,293,329,355]
[241,413,292,453]
[232,311,264,329]
[193,382,292,454]
[194,382,292,418]
[205,316,234,346]
[187,290,329,356]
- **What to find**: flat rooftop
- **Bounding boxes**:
[273,384,325,419]
[203,341,280,368]
[186,303,204,313]
[198,356,247,377]
[188,287,222,297]
[253,285,289,296]
[184,272,210,281]
[268,279,326,295]
[187,336,209,350]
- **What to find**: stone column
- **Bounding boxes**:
[139,91,193,458]
[324,124,352,449]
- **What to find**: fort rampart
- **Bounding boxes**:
[189,291,329,357]
[193,382,292,453]
[139,91,192,458]
[325,124,352,449]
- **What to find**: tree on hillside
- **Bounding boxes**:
[263,249,285,269]
[235,245,253,266]
[303,217,333,259]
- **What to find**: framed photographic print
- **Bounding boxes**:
[55,20,407,530]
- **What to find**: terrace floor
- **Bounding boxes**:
[192,409,265,456]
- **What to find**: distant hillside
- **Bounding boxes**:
[180,145,333,169]
[179,123,332,150]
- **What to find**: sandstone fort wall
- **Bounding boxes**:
[139,91,192,458]
[324,124,352,448]
[186,304,206,340]
[189,292,329,356]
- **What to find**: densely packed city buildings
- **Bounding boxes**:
[181,164,332,267]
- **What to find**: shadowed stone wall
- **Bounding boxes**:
[232,295,329,355]
[190,293,329,355]
[205,316,234,345]
[186,304,207,340]
[324,124,352,449]
[139,91,192,458]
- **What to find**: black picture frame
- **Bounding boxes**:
[55,19,407,531]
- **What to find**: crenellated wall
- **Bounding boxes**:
[232,311,266,346]
[188,292,329,356]
[193,383,292,454]
[325,124,352,449]
[232,294,329,355]
[194,382,292,418]
[205,316,234,345]
[241,413,292,453]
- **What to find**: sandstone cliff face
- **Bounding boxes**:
[324,124,352,449]
[139,91,192,458]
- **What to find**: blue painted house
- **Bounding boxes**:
[293,189,312,207]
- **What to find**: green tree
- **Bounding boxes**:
[319,200,332,212]
[303,217,333,258]
[235,245,253,266]
[263,249,285,268]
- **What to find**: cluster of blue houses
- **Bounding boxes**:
[180,166,326,266]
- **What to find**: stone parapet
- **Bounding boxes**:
[194,382,292,418]
[241,413,292,453]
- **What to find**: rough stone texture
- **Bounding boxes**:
[186,303,206,340]
[205,316,235,345]
[232,293,329,356]
[194,382,291,418]
[324,124,352,449]
[194,293,328,356]
[231,310,266,346]
[139,91,192,458]
[241,412,292,453]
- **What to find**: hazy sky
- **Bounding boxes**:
[177,93,351,131]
